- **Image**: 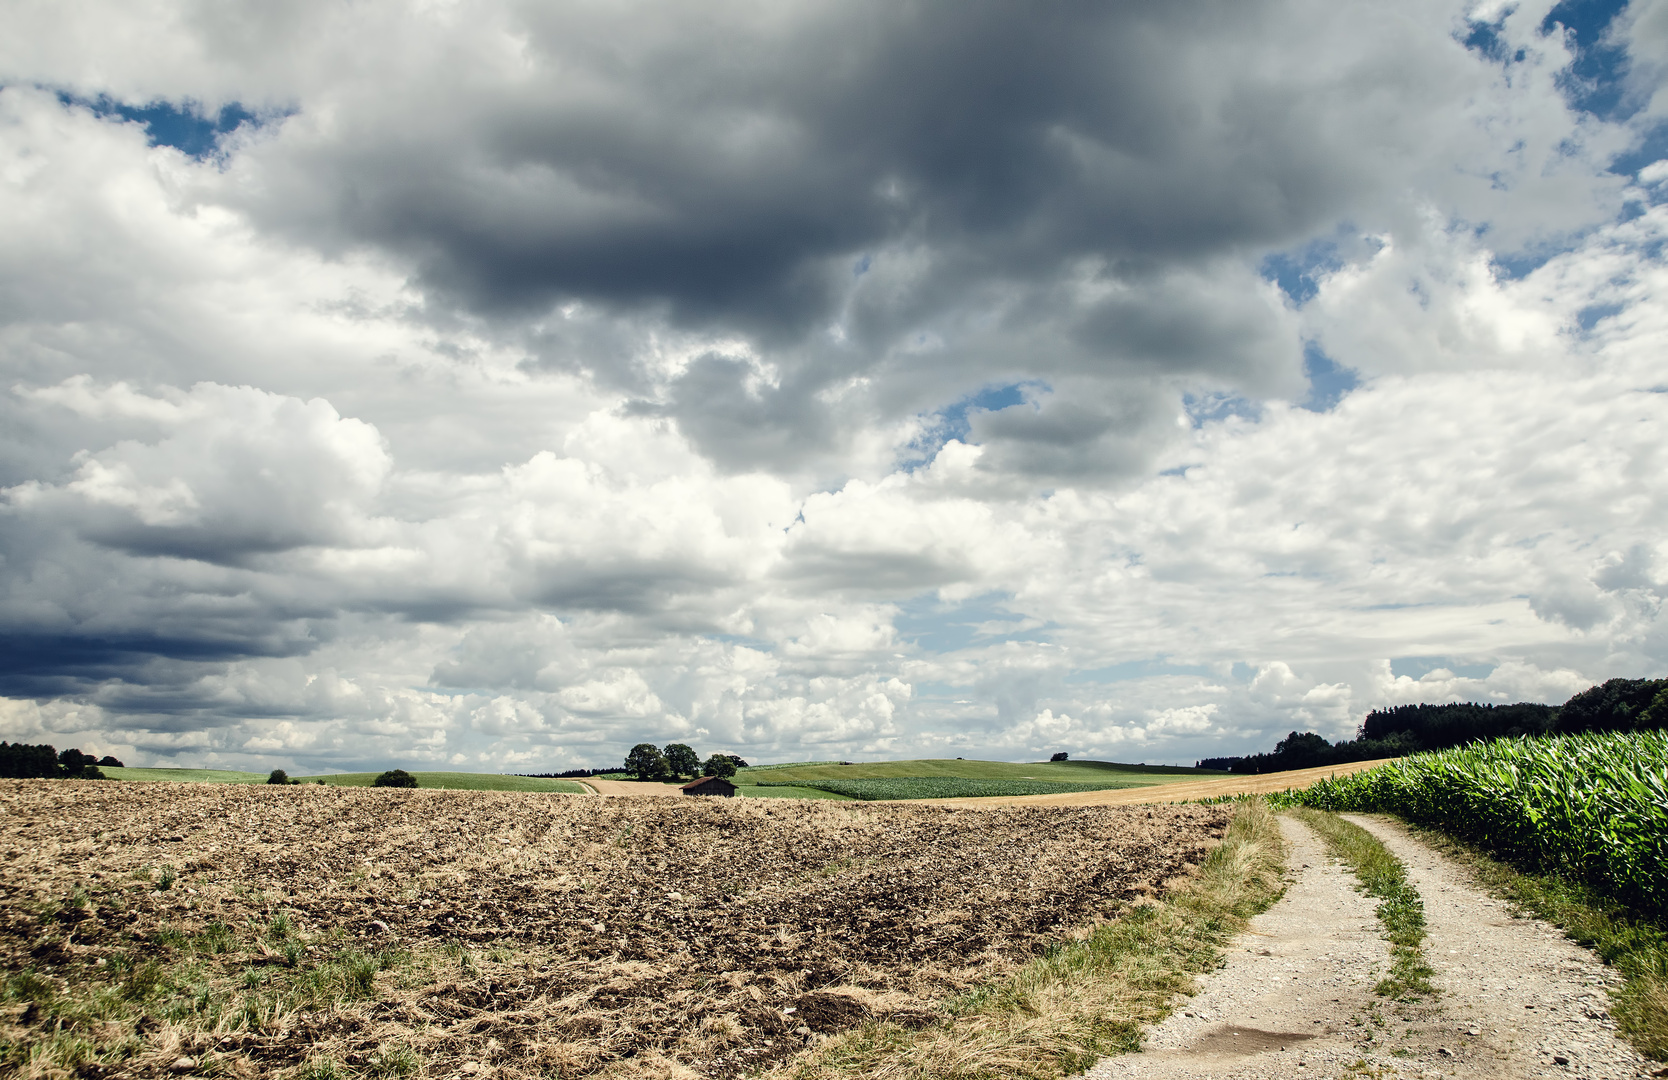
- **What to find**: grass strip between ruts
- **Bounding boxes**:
[1284,807,1434,1001]
[1395,821,1668,1061]
[784,797,1287,1080]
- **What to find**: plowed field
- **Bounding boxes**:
[0,780,1230,1079]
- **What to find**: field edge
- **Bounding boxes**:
[1392,818,1668,1061]
[783,797,1288,1080]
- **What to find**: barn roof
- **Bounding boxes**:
[680,775,735,790]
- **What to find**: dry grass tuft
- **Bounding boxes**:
[784,797,1287,1080]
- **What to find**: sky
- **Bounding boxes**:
[2,0,1667,773]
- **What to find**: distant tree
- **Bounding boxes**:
[625,743,672,781]
[374,769,418,788]
[97,755,124,768]
[267,769,290,785]
[1556,678,1668,734]
[663,743,701,780]
[1049,752,1069,762]
[0,742,64,779]
[701,753,738,779]
[1640,686,1668,731]
[725,754,750,769]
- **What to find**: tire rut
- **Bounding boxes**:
[1078,813,1662,1080]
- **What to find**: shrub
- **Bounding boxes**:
[266,770,290,785]
[373,769,418,788]
[97,755,124,768]
[1049,751,1069,762]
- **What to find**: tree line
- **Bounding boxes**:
[623,743,748,781]
[1197,677,1668,774]
[0,743,123,780]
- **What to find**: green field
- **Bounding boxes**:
[101,767,268,784]
[737,784,854,800]
[732,757,1216,786]
[102,767,585,793]
[303,772,586,793]
[752,776,1154,800]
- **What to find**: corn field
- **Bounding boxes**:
[1273,731,1668,908]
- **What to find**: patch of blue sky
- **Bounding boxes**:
[1460,0,1632,120]
[1577,301,1626,331]
[1541,0,1633,120]
[901,380,1044,470]
[1300,343,1359,412]
[1063,659,1214,684]
[1389,656,1497,681]
[1491,245,1565,281]
[1260,238,1345,307]
[1615,121,1668,182]
[894,592,1053,653]
[60,93,265,159]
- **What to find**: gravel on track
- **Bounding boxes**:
[1077,813,1662,1080]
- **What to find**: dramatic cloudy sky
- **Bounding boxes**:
[2,0,1666,773]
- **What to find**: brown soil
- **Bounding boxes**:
[0,780,1230,1079]
[582,778,684,796]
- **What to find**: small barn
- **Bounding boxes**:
[681,775,737,797]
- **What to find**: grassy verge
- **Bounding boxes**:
[1398,822,1668,1060]
[784,797,1286,1080]
[1285,807,1433,1000]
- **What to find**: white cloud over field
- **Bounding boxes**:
[1,0,1665,771]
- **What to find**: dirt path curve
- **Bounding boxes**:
[581,777,682,796]
[1077,814,1659,1080]
[921,761,1394,808]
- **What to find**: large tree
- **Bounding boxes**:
[625,743,671,781]
[663,743,701,779]
[700,753,737,779]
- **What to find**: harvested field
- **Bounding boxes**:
[0,780,1231,1080]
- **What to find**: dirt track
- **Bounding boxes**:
[1080,813,1659,1080]
[920,760,1394,808]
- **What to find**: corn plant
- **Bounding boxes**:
[1274,731,1668,908]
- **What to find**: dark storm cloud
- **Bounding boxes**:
[244,0,1428,334]
[210,0,1598,476]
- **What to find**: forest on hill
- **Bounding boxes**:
[1198,677,1668,774]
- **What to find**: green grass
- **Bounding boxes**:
[737,784,855,800]
[1286,807,1433,1000]
[755,776,1156,800]
[101,767,269,784]
[103,767,586,793]
[733,757,1215,787]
